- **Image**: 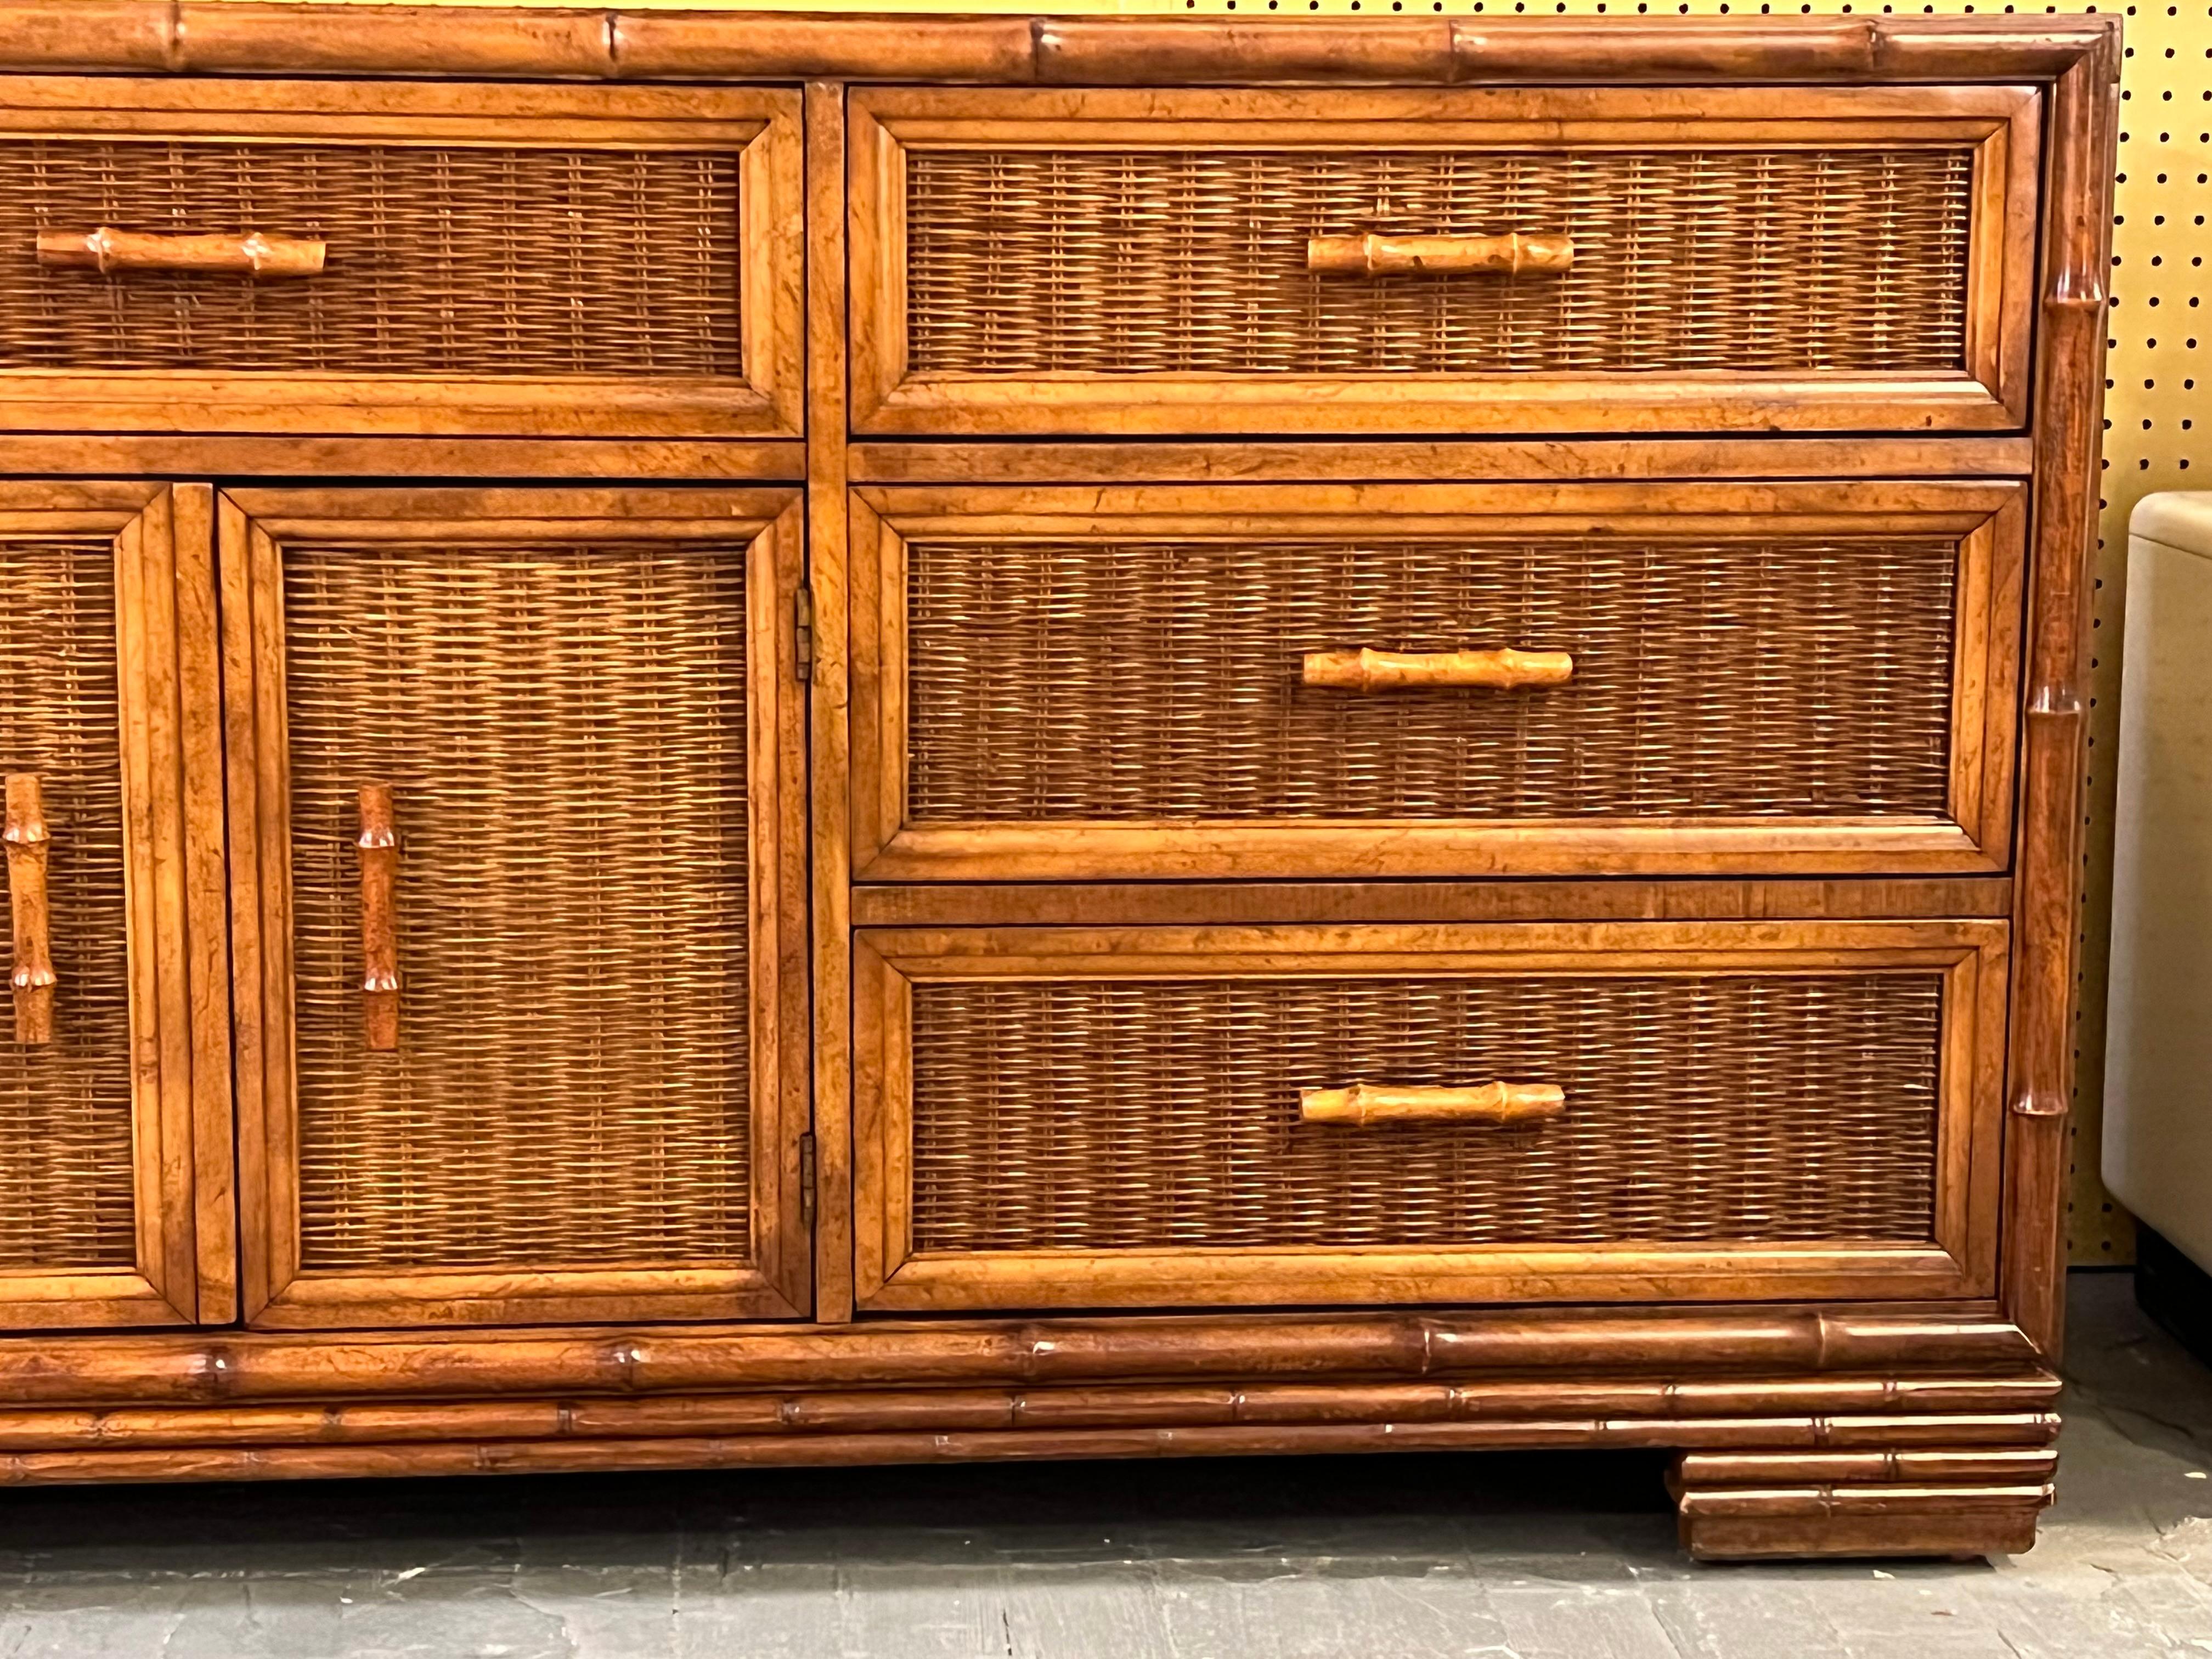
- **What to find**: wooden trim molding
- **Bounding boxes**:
[0,1379,2061,1493]
[0,1376,2063,1449]
[0,1307,2042,1404]
[847,438,2038,487]
[0,7,2118,88]
[805,79,859,1327]
[848,879,2017,930]
[1999,31,2122,1360]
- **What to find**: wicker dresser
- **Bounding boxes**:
[0,5,2114,1562]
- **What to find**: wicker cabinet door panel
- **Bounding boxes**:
[0,80,802,440]
[0,484,229,1330]
[850,87,2038,438]
[854,482,2025,881]
[854,921,2008,1313]
[223,488,809,1330]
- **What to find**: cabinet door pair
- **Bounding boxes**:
[0,486,810,1331]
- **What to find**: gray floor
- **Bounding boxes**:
[3,1273,2210,1657]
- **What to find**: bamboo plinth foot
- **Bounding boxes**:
[1669,1445,2057,1561]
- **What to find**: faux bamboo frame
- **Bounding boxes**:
[0,5,2118,1562]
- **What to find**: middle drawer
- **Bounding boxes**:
[851,481,2024,882]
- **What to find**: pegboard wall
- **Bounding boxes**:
[2084,4,2207,1266]
[243,0,2209,1263]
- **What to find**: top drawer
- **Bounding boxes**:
[0,80,802,438]
[850,87,2038,438]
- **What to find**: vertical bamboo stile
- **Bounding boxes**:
[807,78,856,1325]
[3,774,54,1045]
[356,783,398,1053]
[170,482,235,1324]
[2002,39,2118,1359]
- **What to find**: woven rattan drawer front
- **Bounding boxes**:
[853,482,2025,881]
[221,488,811,1330]
[854,921,2009,1313]
[849,87,2038,437]
[0,80,802,439]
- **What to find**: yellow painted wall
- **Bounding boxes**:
[221,0,2211,1263]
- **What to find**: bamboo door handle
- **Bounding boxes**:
[36,227,327,279]
[1307,233,1573,276]
[357,785,399,1053]
[3,776,54,1046]
[1300,1082,1566,1126]
[1302,648,1574,691]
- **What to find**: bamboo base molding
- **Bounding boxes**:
[0,1438,2066,1497]
[0,1375,2058,1500]
[0,1310,2042,1406]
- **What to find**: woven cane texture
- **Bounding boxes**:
[905,146,1973,376]
[0,536,136,1271]
[0,140,743,376]
[906,534,1959,822]
[910,972,1944,1251]
[283,538,752,1273]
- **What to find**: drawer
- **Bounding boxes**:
[849,87,2038,438]
[219,487,811,1328]
[854,920,2008,1312]
[0,80,802,438]
[851,481,2025,881]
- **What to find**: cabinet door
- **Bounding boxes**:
[223,488,809,1328]
[0,484,230,1328]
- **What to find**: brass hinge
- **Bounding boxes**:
[794,586,815,682]
[798,1130,816,1223]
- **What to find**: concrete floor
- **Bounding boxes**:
[2,1273,2209,1657]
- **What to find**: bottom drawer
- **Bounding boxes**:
[854,921,2007,1312]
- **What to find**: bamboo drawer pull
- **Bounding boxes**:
[1302,647,1574,692]
[37,227,327,279]
[357,784,399,1053]
[1300,1082,1566,1127]
[3,776,54,1046]
[1307,233,1573,276]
